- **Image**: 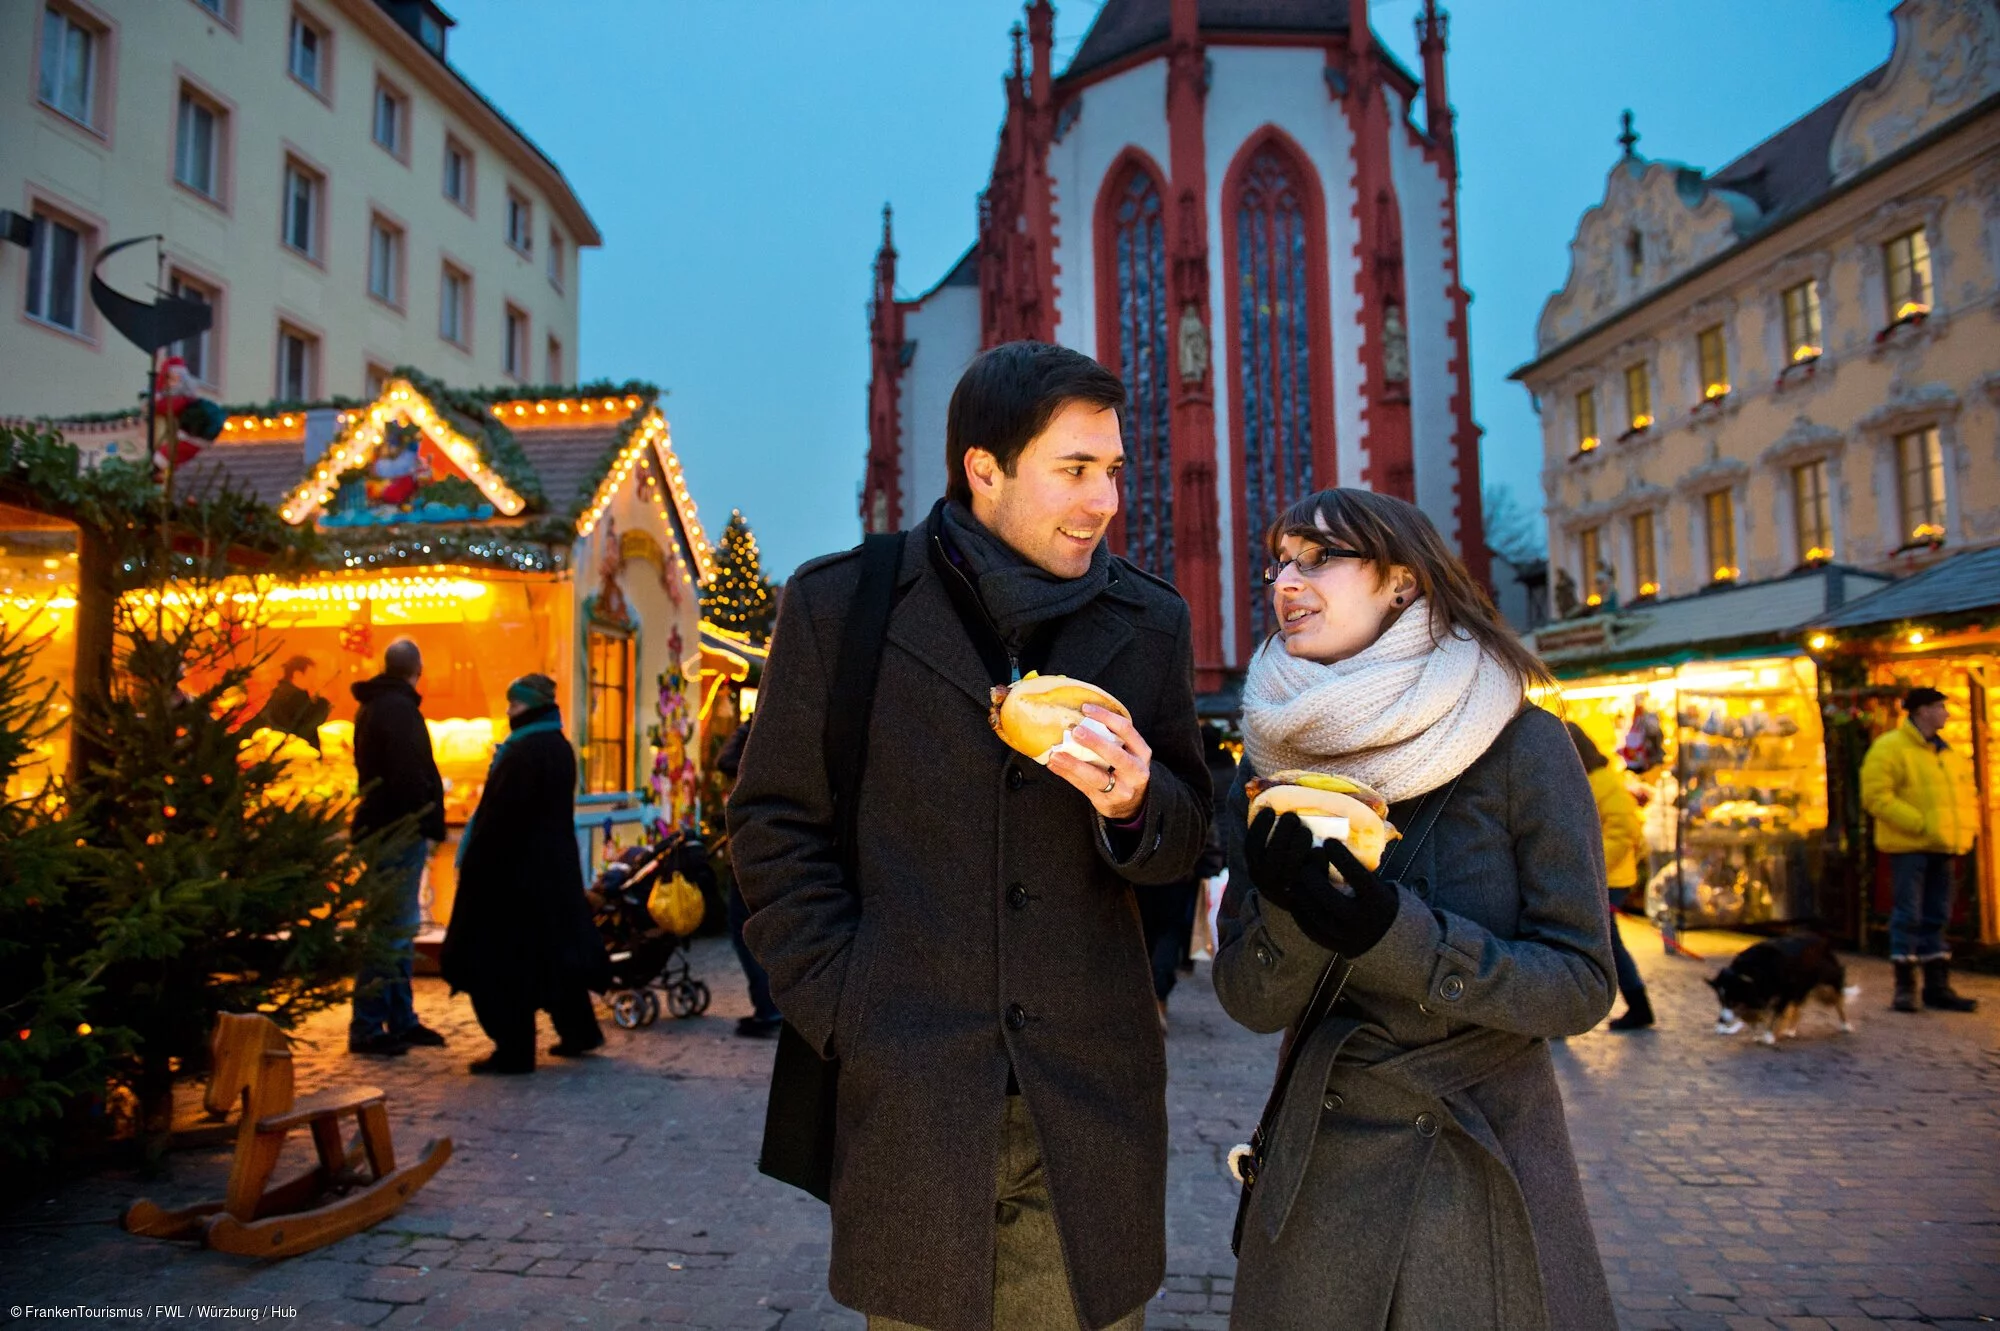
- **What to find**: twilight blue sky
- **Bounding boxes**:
[448,1,1895,580]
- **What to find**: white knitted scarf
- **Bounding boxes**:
[1241,597,1524,801]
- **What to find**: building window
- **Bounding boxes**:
[1791,460,1832,564]
[281,159,322,258]
[585,631,631,794]
[38,5,100,128]
[1894,427,1946,544]
[1625,230,1643,279]
[546,334,563,383]
[367,216,403,307]
[1228,138,1325,645]
[1629,511,1658,598]
[288,11,327,93]
[1704,489,1737,582]
[1696,325,1729,400]
[1574,387,1599,452]
[192,0,226,14]
[1883,228,1932,323]
[439,264,469,346]
[505,191,532,254]
[547,230,565,289]
[1578,526,1607,608]
[1782,280,1822,364]
[371,80,408,158]
[1624,362,1652,431]
[175,88,224,199]
[24,209,87,334]
[1102,160,1173,584]
[276,323,318,400]
[503,305,528,379]
[365,362,390,397]
[168,272,216,384]
[443,137,473,210]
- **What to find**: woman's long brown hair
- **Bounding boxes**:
[1267,487,1554,690]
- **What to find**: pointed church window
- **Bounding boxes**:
[1230,141,1320,643]
[1105,163,1174,583]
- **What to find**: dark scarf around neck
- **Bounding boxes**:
[936,499,1111,649]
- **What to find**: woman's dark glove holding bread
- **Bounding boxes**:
[1246,808,1400,958]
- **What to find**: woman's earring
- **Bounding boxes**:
[1393,594,1405,606]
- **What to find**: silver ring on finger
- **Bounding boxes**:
[1100,776,1117,794]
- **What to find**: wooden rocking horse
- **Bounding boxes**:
[123,1013,452,1258]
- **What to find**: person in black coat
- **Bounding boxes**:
[257,653,332,751]
[348,638,449,1056]
[441,673,611,1075]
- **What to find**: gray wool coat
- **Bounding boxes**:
[1213,705,1618,1331]
[726,533,1212,1331]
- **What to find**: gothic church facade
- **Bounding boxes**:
[865,0,1484,691]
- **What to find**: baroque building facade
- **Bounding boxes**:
[864,0,1485,692]
[2,0,596,416]
[1515,0,2000,615]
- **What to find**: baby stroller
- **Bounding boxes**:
[588,831,713,1029]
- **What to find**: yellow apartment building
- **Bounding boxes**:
[1514,0,1999,612]
[2,0,598,415]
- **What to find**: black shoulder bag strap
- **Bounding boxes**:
[756,530,907,1203]
[1229,772,1462,1255]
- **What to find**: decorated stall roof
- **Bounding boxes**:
[15,373,713,581]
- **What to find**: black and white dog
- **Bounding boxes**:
[1707,934,1857,1045]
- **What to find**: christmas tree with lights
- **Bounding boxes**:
[700,509,775,643]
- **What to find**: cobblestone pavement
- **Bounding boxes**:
[4,920,1997,1330]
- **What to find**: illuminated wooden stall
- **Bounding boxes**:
[12,378,718,937]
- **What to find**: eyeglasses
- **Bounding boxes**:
[1260,545,1368,585]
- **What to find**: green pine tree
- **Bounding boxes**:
[67,497,418,1144]
[0,616,114,1167]
[699,509,775,643]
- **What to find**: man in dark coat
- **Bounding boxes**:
[442,673,611,1075]
[728,342,1211,1331]
[348,638,449,1056]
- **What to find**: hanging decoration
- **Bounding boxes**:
[648,626,700,833]
[150,356,226,475]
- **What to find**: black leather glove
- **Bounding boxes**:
[1246,810,1401,958]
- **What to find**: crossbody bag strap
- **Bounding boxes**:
[1248,772,1464,1147]
[822,532,908,885]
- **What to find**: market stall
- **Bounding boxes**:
[1531,565,1887,933]
[22,375,721,937]
[1810,545,2000,950]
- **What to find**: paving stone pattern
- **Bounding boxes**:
[2,921,1996,1329]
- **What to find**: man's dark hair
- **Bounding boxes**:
[944,341,1125,506]
[1903,686,1947,713]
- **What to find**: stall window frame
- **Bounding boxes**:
[584,628,633,795]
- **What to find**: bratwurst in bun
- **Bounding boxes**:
[989,672,1130,767]
[1246,770,1399,871]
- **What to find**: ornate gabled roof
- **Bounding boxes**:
[1063,0,1350,82]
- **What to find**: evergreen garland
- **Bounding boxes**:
[699,510,775,643]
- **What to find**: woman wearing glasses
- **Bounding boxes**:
[1213,488,1616,1330]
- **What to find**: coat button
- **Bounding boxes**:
[1255,945,1273,968]
[1322,1092,1344,1112]
[1005,1002,1028,1032]
[1005,766,1025,791]
[1440,975,1465,1001]
[1415,1112,1439,1138]
[1007,882,1029,910]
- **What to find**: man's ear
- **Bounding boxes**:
[964,447,1001,501]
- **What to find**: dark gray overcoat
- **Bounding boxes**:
[727,534,1212,1331]
[1214,705,1618,1330]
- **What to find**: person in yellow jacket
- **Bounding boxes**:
[1568,722,1655,1030]
[1860,687,1980,1013]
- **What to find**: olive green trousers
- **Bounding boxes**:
[866,1094,1149,1331]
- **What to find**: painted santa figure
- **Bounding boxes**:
[866,0,1487,694]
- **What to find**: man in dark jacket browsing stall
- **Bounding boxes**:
[728,341,1212,1331]
[348,637,450,1056]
